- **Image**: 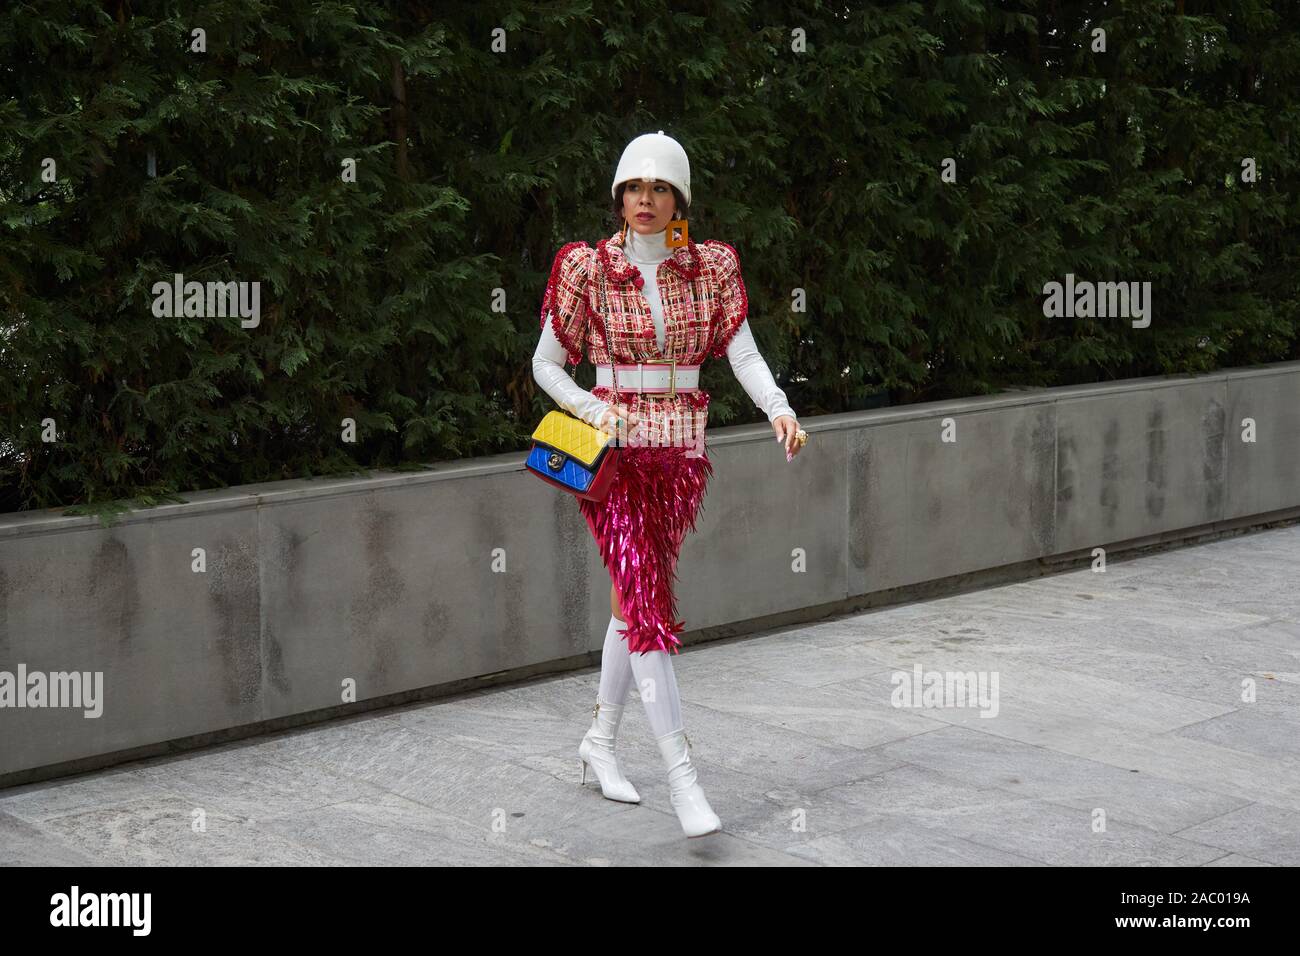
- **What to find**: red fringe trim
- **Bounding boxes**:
[539,241,592,366]
[598,234,704,285]
[702,239,748,358]
[596,237,640,286]
[663,237,703,280]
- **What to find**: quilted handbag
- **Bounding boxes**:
[527,409,623,501]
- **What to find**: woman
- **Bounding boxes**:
[531,131,808,838]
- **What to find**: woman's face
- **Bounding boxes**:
[621,178,679,235]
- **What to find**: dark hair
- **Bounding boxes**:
[611,180,689,224]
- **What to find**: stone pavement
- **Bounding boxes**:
[3,525,1298,866]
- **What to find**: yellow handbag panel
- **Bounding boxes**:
[531,410,615,467]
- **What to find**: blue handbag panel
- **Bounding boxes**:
[526,445,593,493]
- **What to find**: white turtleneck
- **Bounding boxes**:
[623,224,675,352]
[532,228,797,428]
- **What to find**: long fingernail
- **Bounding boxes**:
[786,451,793,461]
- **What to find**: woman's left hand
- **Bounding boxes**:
[773,415,803,461]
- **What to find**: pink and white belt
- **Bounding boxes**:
[596,361,701,398]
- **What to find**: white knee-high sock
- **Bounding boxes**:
[596,614,634,706]
[628,649,683,738]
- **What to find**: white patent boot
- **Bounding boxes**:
[655,728,721,837]
[578,696,641,803]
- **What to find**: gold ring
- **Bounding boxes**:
[795,429,808,446]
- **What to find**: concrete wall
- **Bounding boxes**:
[2,361,1298,785]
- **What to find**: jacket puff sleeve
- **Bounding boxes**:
[703,240,798,422]
[538,241,595,366]
[702,240,750,358]
[532,323,610,429]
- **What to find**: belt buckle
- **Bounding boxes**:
[641,358,677,399]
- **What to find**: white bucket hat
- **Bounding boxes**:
[611,130,691,209]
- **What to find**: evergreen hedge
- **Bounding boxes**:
[1,1,1296,515]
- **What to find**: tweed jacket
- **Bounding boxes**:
[537,228,749,447]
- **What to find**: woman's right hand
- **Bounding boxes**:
[598,402,640,437]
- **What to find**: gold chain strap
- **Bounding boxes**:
[600,260,624,441]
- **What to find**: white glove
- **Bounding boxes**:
[532,323,611,429]
[726,319,797,422]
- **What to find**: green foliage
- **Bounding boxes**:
[1,0,1296,512]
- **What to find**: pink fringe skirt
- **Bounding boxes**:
[579,444,713,655]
